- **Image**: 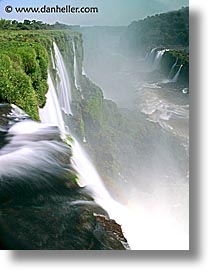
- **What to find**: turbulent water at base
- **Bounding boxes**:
[53,42,73,115]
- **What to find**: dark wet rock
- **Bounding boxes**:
[0,104,129,250]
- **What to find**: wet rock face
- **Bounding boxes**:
[0,104,128,250]
[0,198,127,250]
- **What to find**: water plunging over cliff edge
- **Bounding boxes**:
[168,57,178,79]
[39,39,190,249]
[73,40,81,90]
[0,103,129,249]
[39,70,132,247]
[39,42,133,248]
[171,64,183,83]
[146,48,169,70]
[53,42,73,116]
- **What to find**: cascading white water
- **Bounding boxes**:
[73,41,86,100]
[38,42,190,250]
[53,42,73,116]
[72,40,80,90]
[82,67,87,76]
[50,50,56,70]
[171,64,183,83]
[146,48,157,65]
[40,74,132,248]
[39,76,119,209]
[39,44,132,247]
[162,59,182,84]
[81,29,189,249]
[39,73,66,137]
[72,137,189,250]
[71,139,125,213]
[153,49,167,69]
[168,57,178,79]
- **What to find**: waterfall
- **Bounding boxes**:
[72,40,80,90]
[40,73,116,207]
[171,64,183,83]
[53,42,73,116]
[146,48,157,65]
[168,57,178,79]
[153,49,166,69]
[162,59,183,84]
[71,138,128,218]
[39,73,66,137]
[50,50,56,70]
[40,72,128,226]
[146,48,167,70]
[82,67,87,76]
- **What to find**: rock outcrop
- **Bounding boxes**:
[0,104,129,250]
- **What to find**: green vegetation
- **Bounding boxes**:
[120,7,189,53]
[0,19,73,31]
[168,49,189,64]
[81,78,103,123]
[78,76,135,186]
[0,19,82,120]
[0,37,49,120]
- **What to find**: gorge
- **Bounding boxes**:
[0,7,189,250]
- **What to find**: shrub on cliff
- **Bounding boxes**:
[0,35,49,120]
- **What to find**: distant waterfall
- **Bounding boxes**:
[146,48,157,65]
[153,49,166,69]
[168,58,178,79]
[171,64,183,83]
[72,41,80,90]
[146,48,167,69]
[53,42,73,116]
